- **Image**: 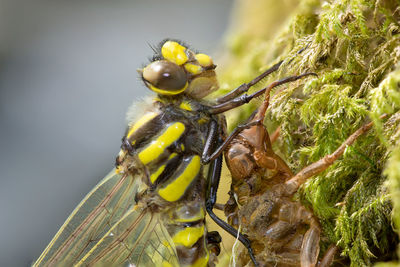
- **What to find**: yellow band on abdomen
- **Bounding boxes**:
[190,253,209,267]
[172,225,204,248]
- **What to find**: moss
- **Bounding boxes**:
[217,0,400,265]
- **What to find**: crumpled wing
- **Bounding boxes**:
[34,169,141,266]
[78,207,179,267]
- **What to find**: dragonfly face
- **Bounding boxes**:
[140,40,218,99]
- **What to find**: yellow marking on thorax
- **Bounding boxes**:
[172,225,204,247]
[174,208,205,223]
[190,252,209,267]
[162,41,188,65]
[138,122,185,165]
[158,156,201,202]
[179,101,193,111]
[127,112,158,139]
[184,63,202,75]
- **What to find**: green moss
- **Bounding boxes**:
[218,0,400,265]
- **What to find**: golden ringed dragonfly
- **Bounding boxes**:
[34,39,314,267]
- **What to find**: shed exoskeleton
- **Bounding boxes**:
[223,63,385,266]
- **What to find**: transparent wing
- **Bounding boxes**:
[34,168,141,266]
[78,207,179,267]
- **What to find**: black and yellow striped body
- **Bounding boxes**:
[33,40,227,267]
[116,96,223,267]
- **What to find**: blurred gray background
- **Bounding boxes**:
[0,0,233,265]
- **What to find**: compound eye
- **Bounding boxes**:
[142,60,188,94]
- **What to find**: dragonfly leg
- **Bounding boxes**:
[208,72,317,115]
[201,119,262,164]
[205,152,259,267]
[203,72,317,165]
[202,120,259,266]
[216,43,311,104]
[216,60,283,103]
[206,231,222,262]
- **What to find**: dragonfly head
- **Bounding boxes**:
[140,40,219,99]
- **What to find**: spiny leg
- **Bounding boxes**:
[216,60,283,103]
[202,120,259,266]
[208,72,317,115]
[249,79,294,176]
[217,44,309,103]
[206,231,222,264]
[216,44,311,104]
[205,153,259,267]
[202,72,317,164]
[202,119,262,164]
[285,113,389,195]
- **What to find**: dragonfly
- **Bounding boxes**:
[33,39,315,267]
